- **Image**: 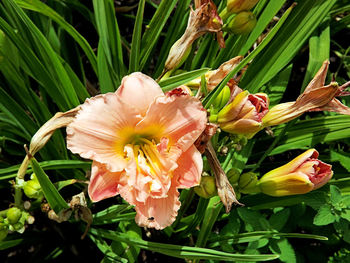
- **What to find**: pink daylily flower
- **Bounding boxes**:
[66,73,207,229]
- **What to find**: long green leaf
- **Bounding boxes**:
[158,68,210,92]
[301,19,330,91]
[0,87,37,139]
[15,0,97,74]
[129,0,145,73]
[93,0,125,87]
[203,3,295,108]
[139,0,178,70]
[241,0,337,93]
[4,0,80,108]
[0,160,91,180]
[208,231,327,248]
[89,228,279,261]
[29,156,69,213]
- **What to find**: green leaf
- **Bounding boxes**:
[89,234,128,263]
[270,238,296,263]
[93,0,125,87]
[158,68,210,92]
[111,221,141,263]
[89,228,279,262]
[203,3,294,109]
[92,205,136,225]
[330,185,342,205]
[341,210,350,222]
[0,160,91,180]
[237,207,270,231]
[0,87,37,140]
[55,179,78,191]
[301,19,330,91]
[0,238,24,250]
[139,0,178,70]
[330,150,350,172]
[261,64,292,107]
[313,204,336,226]
[15,0,97,74]
[264,116,350,156]
[239,0,287,56]
[153,0,191,78]
[208,231,328,248]
[0,5,74,110]
[241,0,337,93]
[4,0,80,108]
[29,156,69,214]
[129,0,145,73]
[196,196,222,248]
[269,208,290,231]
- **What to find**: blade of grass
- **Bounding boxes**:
[203,3,295,109]
[158,68,210,92]
[139,0,178,70]
[89,228,279,261]
[129,0,145,73]
[93,0,126,87]
[29,156,70,213]
[153,0,191,78]
[15,0,97,74]
[241,0,337,93]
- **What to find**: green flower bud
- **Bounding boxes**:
[227,168,240,185]
[7,207,22,225]
[194,176,217,199]
[12,222,24,231]
[227,0,260,14]
[23,179,42,199]
[238,172,258,194]
[227,11,257,35]
[213,85,231,112]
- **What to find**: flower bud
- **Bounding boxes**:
[262,61,350,127]
[227,11,257,35]
[227,168,240,185]
[194,176,217,198]
[213,85,231,111]
[216,90,269,138]
[7,207,22,225]
[257,149,333,196]
[11,222,24,231]
[238,172,258,193]
[23,176,42,199]
[227,0,260,14]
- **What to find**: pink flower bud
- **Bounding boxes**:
[216,89,269,138]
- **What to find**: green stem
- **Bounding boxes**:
[14,178,23,208]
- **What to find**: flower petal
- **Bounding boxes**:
[88,162,121,202]
[116,72,164,116]
[310,98,350,115]
[137,94,207,152]
[67,92,141,172]
[258,172,314,197]
[260,149,318,180]
[174,145,203,189]
[134,185,181,230]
